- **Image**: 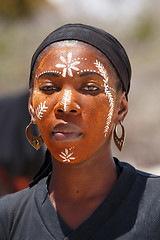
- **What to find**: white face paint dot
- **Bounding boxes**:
[69,147,74,151]
[76,104,80,109]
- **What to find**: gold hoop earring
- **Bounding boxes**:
[113,122,125,151]
[25,121,44,150]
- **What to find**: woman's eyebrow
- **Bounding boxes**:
[37,72,59,80]
[79,71,103,79]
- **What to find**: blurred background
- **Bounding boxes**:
[0,0,160,196]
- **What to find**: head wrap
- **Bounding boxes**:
[29,23,131,97]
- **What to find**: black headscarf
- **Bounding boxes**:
[29,23,131,97]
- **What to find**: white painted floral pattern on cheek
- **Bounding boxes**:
[55,52,80,77]
[35,101,48,120]
[59,148,75,162]
[94,60,115,137]
[60,89,72,112]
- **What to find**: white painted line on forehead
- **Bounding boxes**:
[73,57,87,61]
[77,69,99,75]
[94,60,109,83]
[36,70,61,80]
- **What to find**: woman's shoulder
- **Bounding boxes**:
[0,186,36,219]
[0,186,33,207]
[116,158,160,195]
[117,158,160,180]
[0,186,36,239]
[120,160,160,201]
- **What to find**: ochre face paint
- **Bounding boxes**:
[32,42,117,163]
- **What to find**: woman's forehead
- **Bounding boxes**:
[34,41,118,87]
[38,41,111,68]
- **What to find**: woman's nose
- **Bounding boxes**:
[54,89,81,115]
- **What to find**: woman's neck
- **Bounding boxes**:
[48,147,117,203]
[48,145,117,229]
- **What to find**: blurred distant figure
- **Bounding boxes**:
[0,91,45,196]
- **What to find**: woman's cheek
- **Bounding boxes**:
[34,100,49,121]
[32,93,50,123]
[97,96,116,137]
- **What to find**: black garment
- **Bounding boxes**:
[0,159,160,240]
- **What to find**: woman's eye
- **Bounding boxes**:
[83,85,99,91]
[40,86,59,93]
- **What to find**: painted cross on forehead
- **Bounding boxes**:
[36,52,115,138]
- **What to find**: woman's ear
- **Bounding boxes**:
[28,93,37,123]
[114,91,128,124]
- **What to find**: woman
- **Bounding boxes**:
[0,24,160,239]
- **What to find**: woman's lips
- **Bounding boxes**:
[53,132,82,141]
[51,123,83,142]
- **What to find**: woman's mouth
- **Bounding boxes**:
[51,123,83,142]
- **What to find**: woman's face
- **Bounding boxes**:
[30,42,118,163]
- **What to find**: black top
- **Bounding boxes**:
[0,159,160,239]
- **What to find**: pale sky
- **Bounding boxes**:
[47,0,149,22]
